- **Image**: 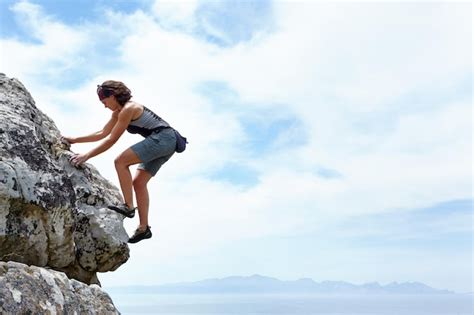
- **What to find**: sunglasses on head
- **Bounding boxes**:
[97,85,114,101]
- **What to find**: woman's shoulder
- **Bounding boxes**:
[124,100,144,109]
[123,101,144,121]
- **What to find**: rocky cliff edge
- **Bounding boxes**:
[0,74,128,312]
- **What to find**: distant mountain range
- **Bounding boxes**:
[108,274,454,295]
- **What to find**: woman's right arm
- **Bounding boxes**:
[63,112,119,144]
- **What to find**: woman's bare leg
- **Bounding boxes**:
[133,169,153,230]
[114,148,142,208]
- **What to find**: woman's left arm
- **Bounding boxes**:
[70,108,134,166]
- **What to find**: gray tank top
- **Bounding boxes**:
[127,106,171,137]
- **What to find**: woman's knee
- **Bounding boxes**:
[133,170,152,190]
[115,149,141,169]
[114,155,124,169]
[133,176,148,190]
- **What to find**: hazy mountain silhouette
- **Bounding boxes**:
[109,274,453,295]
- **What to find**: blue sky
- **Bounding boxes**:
[0,1,472,293]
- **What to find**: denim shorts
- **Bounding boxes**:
[130,128,176,176]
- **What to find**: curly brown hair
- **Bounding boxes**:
[100,80,132,106]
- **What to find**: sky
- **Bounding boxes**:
[0,0,472,293]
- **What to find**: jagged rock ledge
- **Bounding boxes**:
[0,261,119,314]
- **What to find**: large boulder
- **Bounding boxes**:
[0,73,129,285]
[0,261,119,314]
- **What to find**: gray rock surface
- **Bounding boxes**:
[0,73,130,285]
[0,261,120,314]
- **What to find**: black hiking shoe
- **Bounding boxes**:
[108,203,136,218]
[128,226,152,244]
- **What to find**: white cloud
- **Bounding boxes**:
[151,0,199,29]
[0,1,88,79]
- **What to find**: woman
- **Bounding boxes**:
[63,80,177,244]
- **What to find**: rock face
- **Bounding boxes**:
[0,73,130,286]
[0,261,119,314]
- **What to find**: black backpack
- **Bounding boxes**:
[174,129,188,153]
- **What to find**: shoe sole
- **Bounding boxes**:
[108,205,135,218]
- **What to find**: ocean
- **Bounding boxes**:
[107,293,473,315]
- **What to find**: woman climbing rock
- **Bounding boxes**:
[63,80,186,244]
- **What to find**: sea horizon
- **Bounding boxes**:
[106,292,473,315]
[104,274,473,314]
